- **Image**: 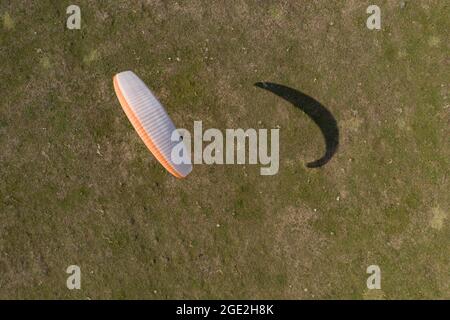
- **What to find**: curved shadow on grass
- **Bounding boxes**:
[255,82,339,168]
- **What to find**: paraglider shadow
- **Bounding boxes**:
[254,82,339,168]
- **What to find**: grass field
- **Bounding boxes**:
[0,1,448,299]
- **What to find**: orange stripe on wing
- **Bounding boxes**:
[113,75,184,179]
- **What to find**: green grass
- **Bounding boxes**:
[0,0,448,299]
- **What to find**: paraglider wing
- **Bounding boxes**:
[113,71,192,178]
